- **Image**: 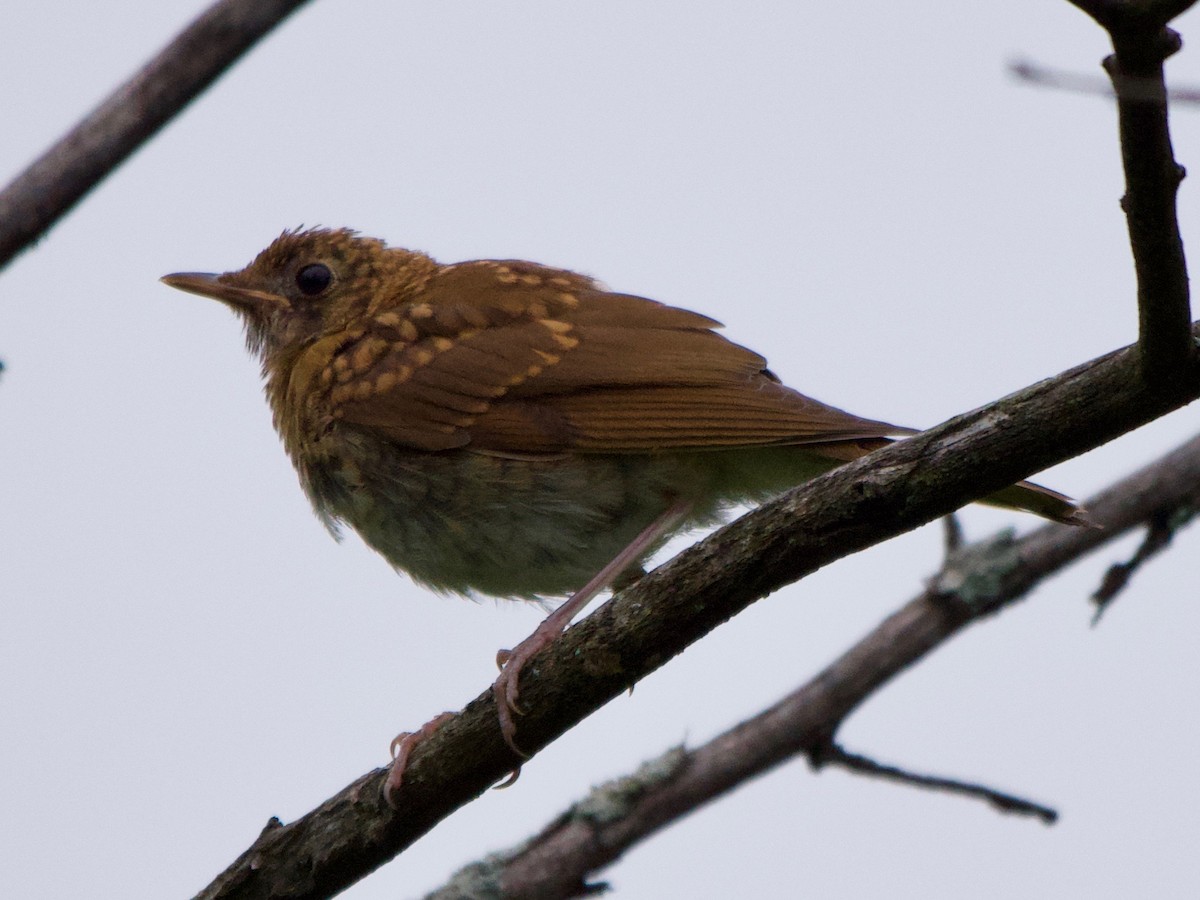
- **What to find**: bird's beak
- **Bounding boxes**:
[160,272,291,313]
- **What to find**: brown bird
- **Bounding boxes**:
[162,228,1085,799]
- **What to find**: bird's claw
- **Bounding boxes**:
[382,711,455,808]
[493,664,532,759]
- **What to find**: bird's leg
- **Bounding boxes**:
[385,501,691,801]
[493,498,693,756]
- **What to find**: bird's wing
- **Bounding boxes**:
[325,260,907,454]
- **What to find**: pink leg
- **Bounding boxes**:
[492,499,693,756]
[383,711,455,807]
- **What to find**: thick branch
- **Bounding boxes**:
[428,432,1200,900]
[0,0,312,271]
[194,326,1200,900]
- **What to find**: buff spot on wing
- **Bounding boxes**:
[538,318,579,350]
[375,371,399,394]
[408,347,435,368]
[507,365,543,385]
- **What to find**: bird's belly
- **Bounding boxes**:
[303,441,721,600]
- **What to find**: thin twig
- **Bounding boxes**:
[1010,58,1200,104]
[941,512,965,555]
[812,744,1058,824]
[1091,500,1197,621]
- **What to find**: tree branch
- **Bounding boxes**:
[1067,0,1197,380]
[0,0,312,272]
[422,431,1200,900]
[1091,499,1196,621]
[1068,0,1200,33]
[1009,57,1200,105]
[811,744,1059,824]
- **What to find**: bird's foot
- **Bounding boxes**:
[383,711,455,808]
[492,616,570,757]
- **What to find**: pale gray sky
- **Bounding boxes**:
[2,2,1199,898]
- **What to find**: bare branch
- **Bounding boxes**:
[1065,1,1196,380]
[1091,501,1196,620]
[0,0,312,272]
[941,512,965,555]
[1009,58,1200,104]
[811,744,1058,825]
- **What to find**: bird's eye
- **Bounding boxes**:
[295,263,333,296]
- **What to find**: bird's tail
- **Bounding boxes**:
[807,437,1092,527]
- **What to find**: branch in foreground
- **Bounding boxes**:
[0,0,312,271]
[194,322,1200,900]
[426,432,1200,900]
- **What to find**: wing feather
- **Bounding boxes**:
[327,264,907,454]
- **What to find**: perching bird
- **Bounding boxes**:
[162,227,1085,798]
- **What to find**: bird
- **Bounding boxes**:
[162,227,1086,800]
